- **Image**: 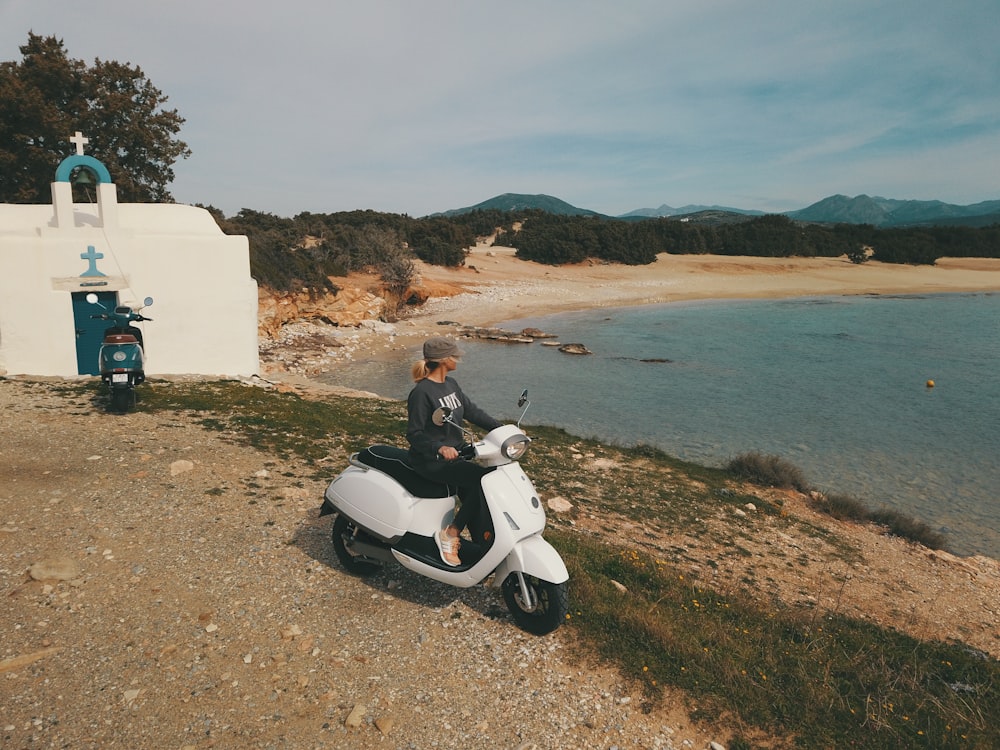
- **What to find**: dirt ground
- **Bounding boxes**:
[0,379,722,749]
[2,376,997,750]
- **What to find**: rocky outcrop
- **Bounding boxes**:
[456,325,558,343]
[257,285,386,338]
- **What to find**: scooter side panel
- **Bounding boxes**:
[491,535,569,585]
[324,468,413,539]
[407,496,457,537]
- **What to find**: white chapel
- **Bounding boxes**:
[0,132,259,378]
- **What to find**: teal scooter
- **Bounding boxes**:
[86,293,153,413]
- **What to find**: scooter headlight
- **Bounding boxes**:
[112,351,127,362]
[501,434,531,461]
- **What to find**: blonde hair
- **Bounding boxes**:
[411,357,453,382]
[411,359,432,382]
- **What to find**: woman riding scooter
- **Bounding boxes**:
[406,337,502,566]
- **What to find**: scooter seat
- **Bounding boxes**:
[356,445,455,498]
[104,333,138,344]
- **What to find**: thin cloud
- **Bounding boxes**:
[1,0,997,216]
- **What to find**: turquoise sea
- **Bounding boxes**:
[323,292,1000,559]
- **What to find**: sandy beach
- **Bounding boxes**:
[259,247,1000,383]
[411,246,1000,328]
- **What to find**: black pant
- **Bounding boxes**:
[411,457,495,541]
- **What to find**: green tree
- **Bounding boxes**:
[0,32,189,203]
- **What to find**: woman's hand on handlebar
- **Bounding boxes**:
[438,445,460,461]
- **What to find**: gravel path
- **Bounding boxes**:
[1,379,722,749]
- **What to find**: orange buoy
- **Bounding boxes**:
[926,379,935,388]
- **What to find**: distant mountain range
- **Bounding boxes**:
[440,192,1000,227]
[784,194,1000,227]
[620,203,764,219]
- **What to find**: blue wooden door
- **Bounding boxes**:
[72,291,117,375]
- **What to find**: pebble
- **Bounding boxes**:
[28,557,80,582]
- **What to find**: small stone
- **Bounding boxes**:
[170,459,194,476]
[345,703,365,729]
[28,557,80,582]
[375,715,394,735]
[547,496,573,512]
[280,624,302,640]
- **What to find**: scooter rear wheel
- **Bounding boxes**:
[109,388,132,413]
[331,514,382,576]
[501,573,568,635]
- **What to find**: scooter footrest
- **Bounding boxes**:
[396,532,487,570]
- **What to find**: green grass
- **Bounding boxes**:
[558,530,996,748]
[65,379,997,748]
[134,378,408,471]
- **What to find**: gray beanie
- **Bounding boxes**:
[423,336,463,361]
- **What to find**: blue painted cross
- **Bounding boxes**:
[80,245,107,277]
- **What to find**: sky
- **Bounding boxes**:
[2,0,998,218]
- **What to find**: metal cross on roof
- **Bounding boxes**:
[69,131,89,156]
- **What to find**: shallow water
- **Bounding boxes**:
[320,292,1000,558]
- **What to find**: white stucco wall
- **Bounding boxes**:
[0,191,259,377]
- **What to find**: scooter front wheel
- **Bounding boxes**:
[331,514,382,576]
[501,573,568,635]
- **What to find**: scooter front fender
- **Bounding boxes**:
[490,535,569,587]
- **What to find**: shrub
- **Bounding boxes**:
[809,493,949,551]
[810,491,870,522]
[869,507,948,550]
[726,451,810,492]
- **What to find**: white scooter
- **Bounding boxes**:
[320,391,569,634]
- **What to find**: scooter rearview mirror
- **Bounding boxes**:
[431,407,453,427]
[143,296,153,307]
[86,293,98,304]
[516,389,531,428]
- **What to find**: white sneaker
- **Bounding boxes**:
[435,530,461,566]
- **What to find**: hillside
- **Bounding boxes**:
[436,192,603,218]
[433,192,1000,227]
[786,194,1000,226]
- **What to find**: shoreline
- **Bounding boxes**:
[410,248,1000,329]
[266,250,1000,378]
